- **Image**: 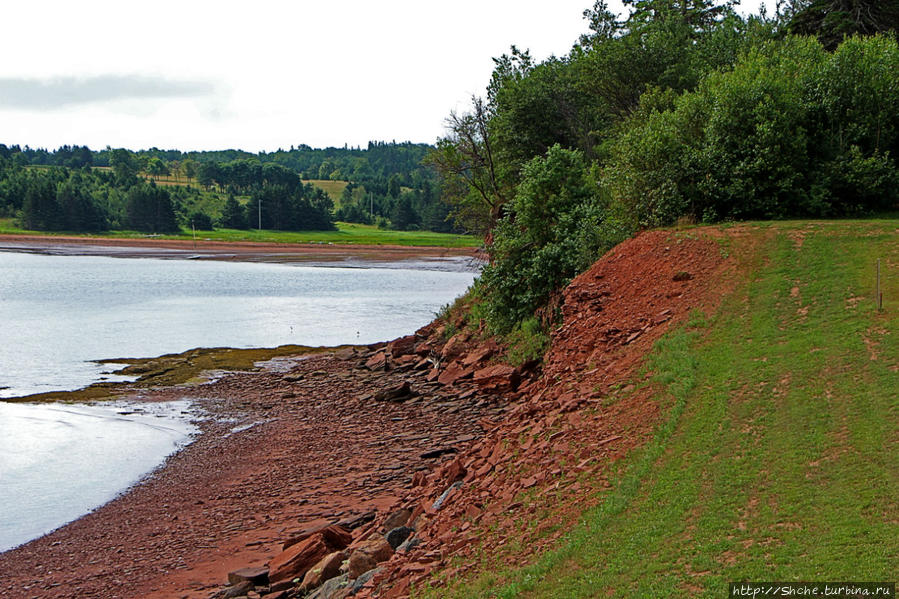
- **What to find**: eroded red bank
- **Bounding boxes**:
[0,229,737,599]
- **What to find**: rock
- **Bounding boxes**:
[420,446,458,459]
[333,347,356,360]
[282,524,352,551]
[347,537,394,578]
[432,481,463,511]
[336,511,376,530]
[269,526,352,583]
[220,580,254,598]
[385,526,414,550]
[300,551,346,591]
[437,361,473,386]
[307,574,351,599]
[440,456,466,483]
[365,351,388,371]
[462,345,495,367]
[373,381,415,402]
[413,341,433,356]
[473,363,520,393]
[228,567,269,586]
[440,333,468,360]
[387,334,418,357]
[380,508,412,532]
[396,536,421,553]
[350,568,382,594]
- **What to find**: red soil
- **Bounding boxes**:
[0,234,480,265]
[0,228,740,599]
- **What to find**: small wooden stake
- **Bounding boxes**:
[876,259,882,311]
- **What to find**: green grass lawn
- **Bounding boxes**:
[0,218,481,248]
[424,220,898,597]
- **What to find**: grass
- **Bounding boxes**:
[0,218,481,248]
[306,179,349,204]
[419,219,898,597]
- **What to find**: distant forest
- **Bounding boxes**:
[0,141,457,234]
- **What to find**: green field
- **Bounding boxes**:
[306,179,349,204]
[423,220,898,597]
[0,218,480,248]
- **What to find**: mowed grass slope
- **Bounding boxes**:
[428,220,897,598]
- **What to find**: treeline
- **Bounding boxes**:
[0,148,335,233]
[431,0,899,335]
[1,141,459,233]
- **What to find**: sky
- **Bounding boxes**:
[0,0,775,153]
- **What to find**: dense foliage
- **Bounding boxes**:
[431,0,899,334]
[0,141,459,233]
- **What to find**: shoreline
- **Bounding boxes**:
[0,234,483,268]
[0,344,500,598]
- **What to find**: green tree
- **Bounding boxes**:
[109,149,140,184]
[220,194,248,229]
[146,157,170,180]
[181,158,197,183]
[480,145,616,332]
[125,183,179,233]
[788,0,899,50]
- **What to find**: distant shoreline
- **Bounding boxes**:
[0,233,483,267]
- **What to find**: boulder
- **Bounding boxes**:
[462,345,496,367]
[437,361,473,386]
[220,581,254,598]
[385,526,414,550]
[228,567,269,586]
[387,334,418,357]
[440,333,468,361]
[365,351,388,371]
[307,574,351,599]
[373,381,415,402]
[347,537,394,578]
[380,508,412,532]
[300,551,346,591]
[269,526,352,583]
[473,364,520,393]
[350,568,382,594]
[282,524,352,551]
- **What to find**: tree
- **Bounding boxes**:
[220,194,248,229]
[389,194,419,230]
[146,157,170,180]
[479,145,612,331]
[788,0,899,50]
[125,183,179,233]
[109,149,140,184]
[426,96,509,234]
[181,158,197,183]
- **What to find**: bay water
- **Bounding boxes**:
[0,250,476,551]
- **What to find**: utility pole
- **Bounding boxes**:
[258,197,262,230]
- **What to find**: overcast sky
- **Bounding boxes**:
[0,0,774,153]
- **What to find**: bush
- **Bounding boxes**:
[605,34,899,224]
[480,145,625,333]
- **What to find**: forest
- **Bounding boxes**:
[0,141,455,234]
[428,0,899,339]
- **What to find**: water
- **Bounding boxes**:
[0,252,476,398]
[0,250,476,552]
[0,400,197,552]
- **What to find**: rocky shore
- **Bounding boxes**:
[0,229,736,598]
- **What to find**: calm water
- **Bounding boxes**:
[0,250,475,552]
[0,400,197,552]
[0,251,476,398]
